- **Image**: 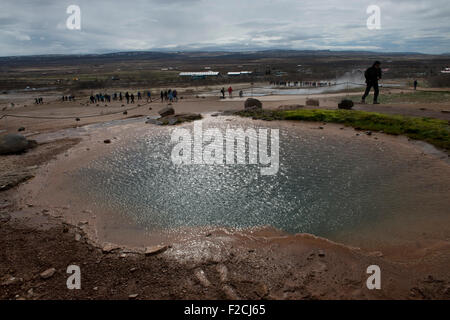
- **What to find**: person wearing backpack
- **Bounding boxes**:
[361,61,382,104]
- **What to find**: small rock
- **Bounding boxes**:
[366,131,372,136]
[93,287,98,291]
[194,269,211,287]
[255,283,269,298]
[144,245,168,256]
[102,243,120,253]
[128,294,139,300]
[338,99,354,110]
[318,250,325,257]
[40,268,56,279]
[103,139,111,144]
[75,233,82,241]
[1,276,22,286]
[18,127,25,132]
[27,288,34,297]
[244,98,263,110]
[158,106,175,117]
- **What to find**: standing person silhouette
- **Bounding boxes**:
[361,61,382,104]
[228,86,233,98]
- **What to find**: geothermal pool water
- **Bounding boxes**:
[69,117,449,246]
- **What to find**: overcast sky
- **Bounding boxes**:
[1,0,449,56]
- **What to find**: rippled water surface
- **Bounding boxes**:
[71,117,450,242]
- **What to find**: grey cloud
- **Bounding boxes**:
[0,0,449,56]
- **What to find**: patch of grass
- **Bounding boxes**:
[348,90,450,104]
[236,109,450,151]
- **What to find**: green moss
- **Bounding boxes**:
[236,109,450,151]
[346,90,450,104]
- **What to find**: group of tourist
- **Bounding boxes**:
[220,86,243,99]
[34,97,44,104]
[89,90,153,104]
[160,89,178,102]
[61,95,75,102]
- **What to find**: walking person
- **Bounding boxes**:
[130,93,135,104]
[147,90,152,102]
[173,89,178,102]
[160,90,164,103]
[414,80,418,91]
[220,87,225,99]
[228,86,233,98]
[125,92,130,104]
[361,61,382,104]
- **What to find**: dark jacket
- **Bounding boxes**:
[364,66,382,83]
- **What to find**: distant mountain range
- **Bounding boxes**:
[0,49,443,62]
[0,49,440,61]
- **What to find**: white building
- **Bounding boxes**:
[227,71,253,76]
[179,71,220,77]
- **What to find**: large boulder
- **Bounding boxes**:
[244,98,262,110]
[158,107,175,117]
[0,134,36,155]
[306,99,320,107]
[338,99,354,110]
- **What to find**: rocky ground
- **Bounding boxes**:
[1,210,450,300]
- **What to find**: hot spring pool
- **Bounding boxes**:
[68,117,450,247]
